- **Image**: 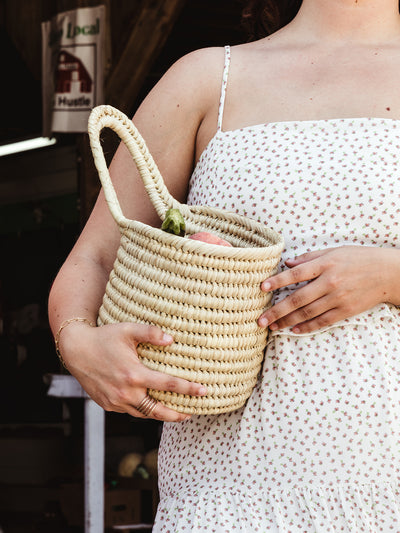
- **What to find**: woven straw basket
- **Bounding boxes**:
[88,104,284,415]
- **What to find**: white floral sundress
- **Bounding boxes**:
[152,46,400,532]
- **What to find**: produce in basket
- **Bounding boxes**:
[161,208,186,236]
[189,231,232,246]
[161,208,232,246]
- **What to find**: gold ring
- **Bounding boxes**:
[136,394,158,417]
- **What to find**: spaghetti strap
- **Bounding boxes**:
[217,45,231,131]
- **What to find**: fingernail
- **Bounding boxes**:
[259,317,268,328]
[269,323,278,331]
[262,281,271,291]
[198,386,207,396]
[162,333,173,343]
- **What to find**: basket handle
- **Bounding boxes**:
[87,104,183,227]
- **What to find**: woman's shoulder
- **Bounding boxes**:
[139,46,226,123]
[173,45,226,68]
[153,40,284,103]
[163,46,226,90]
[162,41,274,93]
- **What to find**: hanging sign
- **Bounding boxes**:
[42,5,105,135]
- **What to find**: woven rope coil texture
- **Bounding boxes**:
[88,105,284,415]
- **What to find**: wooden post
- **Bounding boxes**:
[105,0,187,113]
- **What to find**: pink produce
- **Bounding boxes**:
[189,232,232,247]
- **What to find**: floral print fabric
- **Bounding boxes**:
[152,46,400,532]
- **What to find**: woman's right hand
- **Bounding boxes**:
[58,321,207,422]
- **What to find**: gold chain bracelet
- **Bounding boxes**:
[55,317,95,369]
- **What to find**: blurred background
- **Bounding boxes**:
[0,0,248,531]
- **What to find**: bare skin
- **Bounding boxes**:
[48,0,400,421]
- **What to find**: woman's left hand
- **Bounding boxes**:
[258,245,400,334]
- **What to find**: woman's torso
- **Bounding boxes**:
[154,46,400,531]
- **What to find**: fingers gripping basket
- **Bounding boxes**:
[88,105,284,415]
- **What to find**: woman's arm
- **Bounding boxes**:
[48,47,224,421]
[258,245,400,334]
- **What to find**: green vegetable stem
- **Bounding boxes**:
[161,208,186,236]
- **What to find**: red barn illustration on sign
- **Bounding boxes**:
[54,50,93,109]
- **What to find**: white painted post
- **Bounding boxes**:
[84,398,105,533]
[46,375,105,533]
